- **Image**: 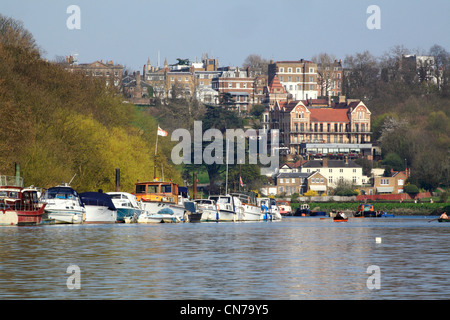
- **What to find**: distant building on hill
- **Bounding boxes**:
[65,57,123,87]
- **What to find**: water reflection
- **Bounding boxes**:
[0,217,449,299]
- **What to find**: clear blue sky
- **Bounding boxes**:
[1,0,449,71]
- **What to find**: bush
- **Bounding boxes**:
[404,184,420,195]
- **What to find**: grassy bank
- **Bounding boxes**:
[291,201,449,216]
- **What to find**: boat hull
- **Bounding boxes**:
[46,210,85,224]
[84,206,117,224]
[438,218,450,222]
[333,218,348,222]
[140,201,187,221]
[0,206,45,226]
[137,213,181,223]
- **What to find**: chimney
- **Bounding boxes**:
[136,71,141,87]
[339,95,346,104]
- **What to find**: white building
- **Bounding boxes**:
[301,159,364,188]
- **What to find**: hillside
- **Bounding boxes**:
[0,15,180,192]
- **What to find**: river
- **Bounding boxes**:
[0,216,449,300]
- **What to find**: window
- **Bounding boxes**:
[279,67,284,73]
[292,178,295,184]
[398,179,404,186]
[353,176,357,183]
[288,68,292,73]
[280,178,284,183]
[381,179,389,185]
[329,169,333,172]
[309,68,314,73]
[329,177,333,183]
[296,68,301,73]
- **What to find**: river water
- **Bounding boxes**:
[0,216,449,300]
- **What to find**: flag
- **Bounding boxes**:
[239,176,244,187]
[157,125,168,137]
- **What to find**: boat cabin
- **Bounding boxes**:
[0,186,41,211]
[135,181,179,203]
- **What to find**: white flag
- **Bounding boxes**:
[157,126,168,137]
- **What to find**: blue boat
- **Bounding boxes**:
[107,192,143,223]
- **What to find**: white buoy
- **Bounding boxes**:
[375,237,382,243]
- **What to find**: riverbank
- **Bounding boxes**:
[291,201,449,216]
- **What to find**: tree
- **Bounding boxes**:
[343,51,379,99]
[382,153,405,171]
[312,52,337,97]
[242,54,269,75]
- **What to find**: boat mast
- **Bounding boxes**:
[225,138,229,195]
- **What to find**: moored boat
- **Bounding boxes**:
[107,192,143,223]
[354,203,375,217]
[194,199,219,222]
[41,184,85,224]
[135,180,188,223]
[0,176,46,226]
[276,200,292,216]
[208,195,238,222]
[79,192,117,224]
[258,197,282,221]
[231,192,263,221]
[294,203,310,216]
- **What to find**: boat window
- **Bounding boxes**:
[109,194,122,199]
[135,185,146,194]
[0,191,7,197]
[9,191,19,198]
[147,185,158,194]
[161,185,172,193]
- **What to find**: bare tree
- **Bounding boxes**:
[312,53,336,97]
[242,54,269,75]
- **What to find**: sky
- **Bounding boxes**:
[0,0,449,71]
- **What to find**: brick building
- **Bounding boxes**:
[66,59,123,87]
[269,97,372,157]
[268,59,319,100]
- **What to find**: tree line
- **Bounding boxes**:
[0,14,181,193]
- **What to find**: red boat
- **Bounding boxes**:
[0,178,46,226]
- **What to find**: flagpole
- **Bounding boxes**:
[154,126,159,180]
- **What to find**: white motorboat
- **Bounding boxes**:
[257,197,282,221]
[135,180,188,223]
[79,192,117,224]
[40,184,85,224]
[194,199,219,221]
[231,193,264,221]
[208,195,238,221]
[106,192,143,223]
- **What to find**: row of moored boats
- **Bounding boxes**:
[0,175,282,226]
